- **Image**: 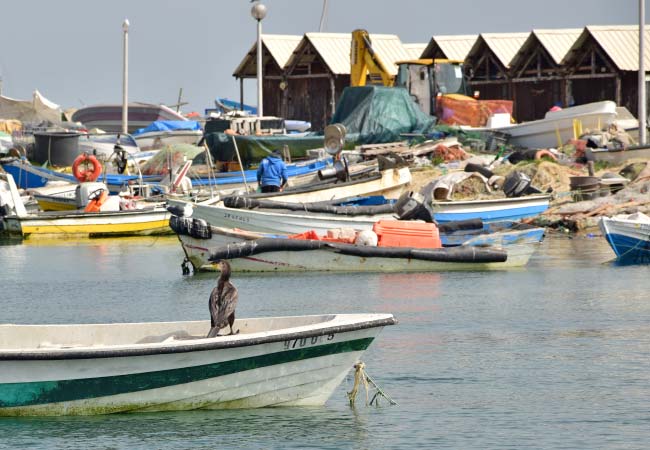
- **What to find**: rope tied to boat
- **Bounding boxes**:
[347,361,397,407]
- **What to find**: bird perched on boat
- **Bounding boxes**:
[207,260,239,337]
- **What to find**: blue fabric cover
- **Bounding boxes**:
[133,121,202,136]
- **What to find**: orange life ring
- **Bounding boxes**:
[84,190,108,212]
[72,153,102,182]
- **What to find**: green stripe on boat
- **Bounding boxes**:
[0,338,373,408]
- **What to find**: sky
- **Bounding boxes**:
[0,0,644,116]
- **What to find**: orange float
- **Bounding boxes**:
[72,153,102,182]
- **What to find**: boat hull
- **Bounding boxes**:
[4,209,172,238]
[176,224,543,272]
[0,314,393,416]
[173,195,550,235]
[492,101,617,149]
[599,216,650,263]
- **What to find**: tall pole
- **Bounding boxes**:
[257,19,263,120]
[319,0,328,32]
[251,2,267,133]
[122,19,130,135]
[640,1,647,145]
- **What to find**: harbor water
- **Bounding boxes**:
[0,232,649,449]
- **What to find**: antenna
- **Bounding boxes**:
[319,0,328,32]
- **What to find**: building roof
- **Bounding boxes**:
[233,34,302,77]
[421,35,478,61]
[569,25,650,71]
[403,43,428,60]
[287,32,411,75]
[531,29,583,64]
[468,32,529,68]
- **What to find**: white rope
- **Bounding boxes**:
[347,361,397,407]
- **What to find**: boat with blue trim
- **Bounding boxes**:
[599,212,650,263]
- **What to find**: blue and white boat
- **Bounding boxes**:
[599,212,650,263]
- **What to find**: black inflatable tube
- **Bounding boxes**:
[223,196,395,216]
[209,238,508,264]
[437,218,484,233]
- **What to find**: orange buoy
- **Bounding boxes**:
[84,190,109,212]
[72,153,102,182]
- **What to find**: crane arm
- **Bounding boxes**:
[350,29,395,87]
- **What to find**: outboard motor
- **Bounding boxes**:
[503,171,542,198]
[393,191,435,222]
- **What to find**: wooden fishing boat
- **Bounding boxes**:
[0,313,395,416]
[172,219,545,272]
[599,212,650,263]
[169,193,549,235]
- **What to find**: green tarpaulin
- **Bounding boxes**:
[205,86,436,166]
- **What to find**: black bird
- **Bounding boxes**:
[207,260,239,337]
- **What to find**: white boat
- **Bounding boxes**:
[482,101,618,149]
[586,145,650,165]
[599,212,650,263]
[132,121,203,151]
[0,313,395,416]
[71,103,188,134]
[169,194,550,235]
[173,221,545,272]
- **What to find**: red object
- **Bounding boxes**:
[72,153,103,182]
[372,220,441,249]
[288,230,320,241]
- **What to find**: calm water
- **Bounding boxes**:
[0,232,649,449]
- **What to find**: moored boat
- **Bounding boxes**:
[0,313,395,416]
[599,212,650,263]
[172,218,544,272]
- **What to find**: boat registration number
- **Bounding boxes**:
[284,333,335,350]
[223,212,250,223]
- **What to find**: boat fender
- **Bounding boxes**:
[72,153,103,182]
[169,215,193,235]
[189,218,212,239]
[84,189,108,212]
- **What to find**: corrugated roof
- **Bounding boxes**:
[403,43,428,59]
[468,32,529,68]
[233,34,302,76]
[532,29,583,64]
[299,32,411,75]
[586,25,650,71]
[423,35,478,61]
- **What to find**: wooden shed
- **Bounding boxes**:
[232,34,302,119]
[463,32,528,101]
[282,32,410,131]
[508,29,581,121]
[562,25,650,119]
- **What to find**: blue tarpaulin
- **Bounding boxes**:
[133,120,202,136]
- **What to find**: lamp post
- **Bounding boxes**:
[639,0,647,145]
[251,2,267,132]
[122,19,129,135]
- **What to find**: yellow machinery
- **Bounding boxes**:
[350,29,395,87]
[350,30,470,116]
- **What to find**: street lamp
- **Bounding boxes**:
[122,19,130,135]
[251,2,267,131]
[639,0,647,145]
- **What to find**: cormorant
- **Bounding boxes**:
[207,260,239,337]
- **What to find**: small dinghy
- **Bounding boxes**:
[0,313,395,416]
